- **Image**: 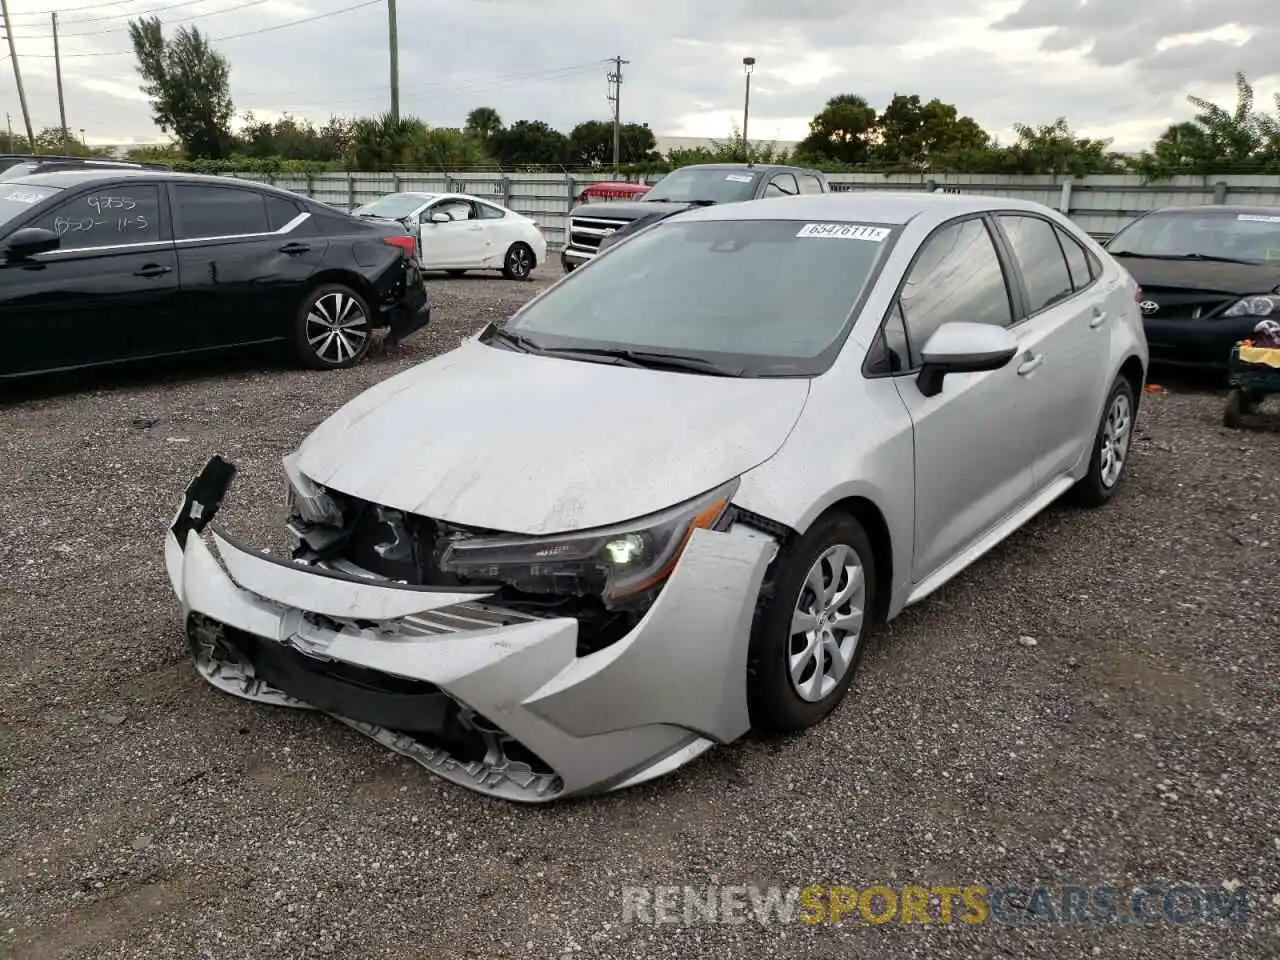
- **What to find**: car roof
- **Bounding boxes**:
[673,162,821,175]
[1140,204,1280,216]
[6,168,323,202]
[674,190,1064,227]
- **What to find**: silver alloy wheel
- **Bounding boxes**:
[306,292,369,364]
[788,544,866,703]
[507,245,532,278]
[1099,391,1132,488]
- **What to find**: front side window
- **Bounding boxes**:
[997,215,1074,314]
[765,173,798,197]
[865,302,911,376]
[0,183,61,231]
[899,217,1013,367]
[643,168,762,203]
[501,217,896,376]
[354,194,434,220]
[172,185,272,240]
[1107,209,1280,263]
[430,199,473,221]
[32,184,162,247]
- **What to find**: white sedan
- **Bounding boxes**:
[351,191,547,280]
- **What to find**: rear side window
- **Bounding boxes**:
[1055,225,1093,291]
[797,174,825,195]
[32,184,162,247]
[475,202,507,220]
[997,215,1074,314]
[265,195,302,230]
[172,184,272,239]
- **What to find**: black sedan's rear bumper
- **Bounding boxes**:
[384,262,430,343]
[1144,316,1258,369]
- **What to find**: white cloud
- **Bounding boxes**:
[0,0,1273,152]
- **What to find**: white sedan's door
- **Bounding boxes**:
[887,216,1039,582]
[419,199,488,268]
[991,214,1112,485]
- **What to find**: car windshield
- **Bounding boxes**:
[1108,210,1280,263]
[353,194,432,219]
[643,168,761,203]
[0,183,59,227]
[499,217,896,376]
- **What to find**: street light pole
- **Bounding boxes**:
[742,56,755,164]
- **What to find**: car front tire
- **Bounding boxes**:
[747,512,876,733]
[292,283,373,370]
[1071,375,1136,507]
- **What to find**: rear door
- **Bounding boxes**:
[990,213,1111,486]
[170,182,326,349]
[0,180,179,375]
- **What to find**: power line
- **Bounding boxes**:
[7,0,222,23]
[3,0,275,38]
[10,0,382,56]
[235,61,610,106]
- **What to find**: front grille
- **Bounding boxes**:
[1140,289,1236,321]
[568,215,631,253]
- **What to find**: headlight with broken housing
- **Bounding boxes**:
[282,451,344,528]
[437,479,739,607]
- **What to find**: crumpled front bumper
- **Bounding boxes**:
[164,457,778,803]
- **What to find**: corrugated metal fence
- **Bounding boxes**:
[226,170,1280,250]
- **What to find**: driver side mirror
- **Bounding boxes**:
[427,211,452,224]
[5,226,60,260]
[916,321,1018,398]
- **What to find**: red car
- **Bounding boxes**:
[575,182,651,204]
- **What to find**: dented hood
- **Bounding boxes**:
[294,340,810,535]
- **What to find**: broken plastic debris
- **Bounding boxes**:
[1144,384,1165,394]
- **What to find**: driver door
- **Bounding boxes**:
[886,216,1039,583]
[419,199,485,268]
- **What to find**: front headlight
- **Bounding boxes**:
[437,479,739,606]
[1223,295,1279,318]
[282,451,343,527]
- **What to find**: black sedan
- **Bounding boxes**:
[0,169,429,379]
[1105,204,1280,369]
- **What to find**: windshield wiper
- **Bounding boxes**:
[1110,251,1257,264]
[537,345,744,376]
[486,326,542,353]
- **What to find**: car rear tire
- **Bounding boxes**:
[747,513,876,734]
[1071,375,1136,507]
[503,242,534,280]
[292,283,373,370]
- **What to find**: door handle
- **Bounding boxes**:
[1089,309,1108,328]
[279,242,311,254]
[1017,353,1044,376]
[133,264,172,278]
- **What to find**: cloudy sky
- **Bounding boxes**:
[0,0,1277,150]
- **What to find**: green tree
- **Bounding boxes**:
[794,94,879,165]
[874,94,989,169]
[464,106,504,142]
[490,120,568,167]
[346,112,430,169]
[566,120,658,166]
[999,118,1126,177]
[235,112,351,161]
[1185,71,1265,167]
[128,17,234,159]
[32,127,110,156]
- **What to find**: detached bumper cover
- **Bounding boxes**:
[165,457,776,803]
[385,271,430,344]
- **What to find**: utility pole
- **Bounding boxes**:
[386,0,399,123]
[742,57,755,164]
[52,12,69,146]
[606,55,628,175]
[0,0,35,150]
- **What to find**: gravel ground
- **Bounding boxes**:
[1,266,1278,959]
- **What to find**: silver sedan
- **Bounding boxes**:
[164,192,1148,803]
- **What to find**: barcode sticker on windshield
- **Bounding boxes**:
[2,190,46,204]
[1238,214,1280,223]
[725,174,754,182]
[796,223,890,241]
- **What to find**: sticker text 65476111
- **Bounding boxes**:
[796,222,890,242]
[1238,213,1280,223]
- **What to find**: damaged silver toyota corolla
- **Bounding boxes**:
[165,193,1147,802]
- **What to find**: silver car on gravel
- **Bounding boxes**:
[164,192,1148,803]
